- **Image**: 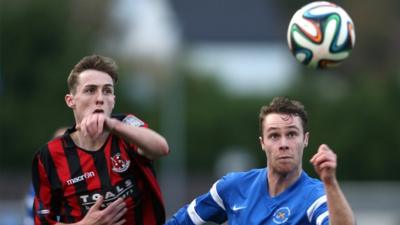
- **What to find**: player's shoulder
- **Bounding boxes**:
[301,172,324,189]
[218,168,265,188]
[33,136,65,163]
[224,168,264,180]
[214,168,265,205]
[112,113,147,127]
[300,172,326,199]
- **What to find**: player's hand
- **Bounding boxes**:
[76,113,118,138]
[79,196,127,225]
[76,113,117,138]
[76,113,105,138]
[310,144,337,184]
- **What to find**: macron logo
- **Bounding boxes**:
[232,205,247,211]
[66,172,95,186]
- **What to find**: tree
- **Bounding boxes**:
[0,0,112,171]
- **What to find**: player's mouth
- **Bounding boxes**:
[277,156,293,160]
[93,109,104,114]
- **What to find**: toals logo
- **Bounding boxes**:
[79,179,136,210]
[273,207,291,224]
[111,153,130,173]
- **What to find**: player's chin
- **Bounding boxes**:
[275,162,297,174]
[276,158,295,166]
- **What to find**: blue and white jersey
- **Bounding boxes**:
[165,168,329,225]
[23,184,34,225]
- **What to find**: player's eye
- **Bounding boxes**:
[84,87,96,94]
[287,131,298,138]
[268,133,279,140]
[103,88,114,95]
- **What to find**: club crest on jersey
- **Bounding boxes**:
[273,207,291,224]
[111,153,130,173]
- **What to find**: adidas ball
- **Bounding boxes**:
[287,1,355,69]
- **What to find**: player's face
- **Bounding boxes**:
[259,113,309,175]
[65,69,115,123]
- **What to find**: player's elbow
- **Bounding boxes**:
[158,137,170,156]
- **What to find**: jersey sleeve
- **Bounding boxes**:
[306,188,329,225]
[32,152,60,225]
[114,113,150,154]
[113,113,148,129]
[165,178,230,225]
[23,184,35,225]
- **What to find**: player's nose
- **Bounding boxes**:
[279,138,289,150]
[95,91,104,104]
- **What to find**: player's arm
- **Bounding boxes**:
[310,144,356,225]
[165,181,228,225]
[78,113,169,160]
[106,116,169,160]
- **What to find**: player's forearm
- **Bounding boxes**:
[110,118,170,159]
[55,222,82,225]
[55,220,90,225]
[324,179,355,225]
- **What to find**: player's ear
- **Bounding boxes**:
[111,95,116,109]
[259,136,265,152]
[65,93,75,108]
[304,132,309,148]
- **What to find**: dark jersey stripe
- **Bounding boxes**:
[126,143,165,225]
[75,149,101,199]
[112,136,142,225]
[47,138,78,221]
[63,145,88,220]
[93,144,113,195]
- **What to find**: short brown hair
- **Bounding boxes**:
[67,54,118,93]
[259,96,308,134]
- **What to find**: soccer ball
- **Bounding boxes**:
[287,1,355,69]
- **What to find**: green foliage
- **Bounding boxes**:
[184,73,266,173]
[0,0,111,171]
[288,72,400,180]
[1,0,399,183]
[181,68,400,181]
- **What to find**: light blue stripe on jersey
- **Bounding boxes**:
[187,199,205,224]
[165,168,329,225]
[187,189,227,224]
[23,184,34,225]
[307,195,329,224]
[210,182,225,210]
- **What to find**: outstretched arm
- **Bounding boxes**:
[106,116,169,160]
[166,181,227,225]
[310,144,356,225]
[77,113,169,160]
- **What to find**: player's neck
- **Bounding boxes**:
[71,131,110,151]
[267,168,301,197]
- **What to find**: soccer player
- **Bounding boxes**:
[24,127,68,225]
[32,55,169,225]
[165,97,355,225]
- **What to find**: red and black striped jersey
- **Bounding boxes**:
[32,114,165,225]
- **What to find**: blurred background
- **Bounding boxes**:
[1,0,400,224]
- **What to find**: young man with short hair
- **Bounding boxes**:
[32,55,169,225]
[165,96,355,225]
